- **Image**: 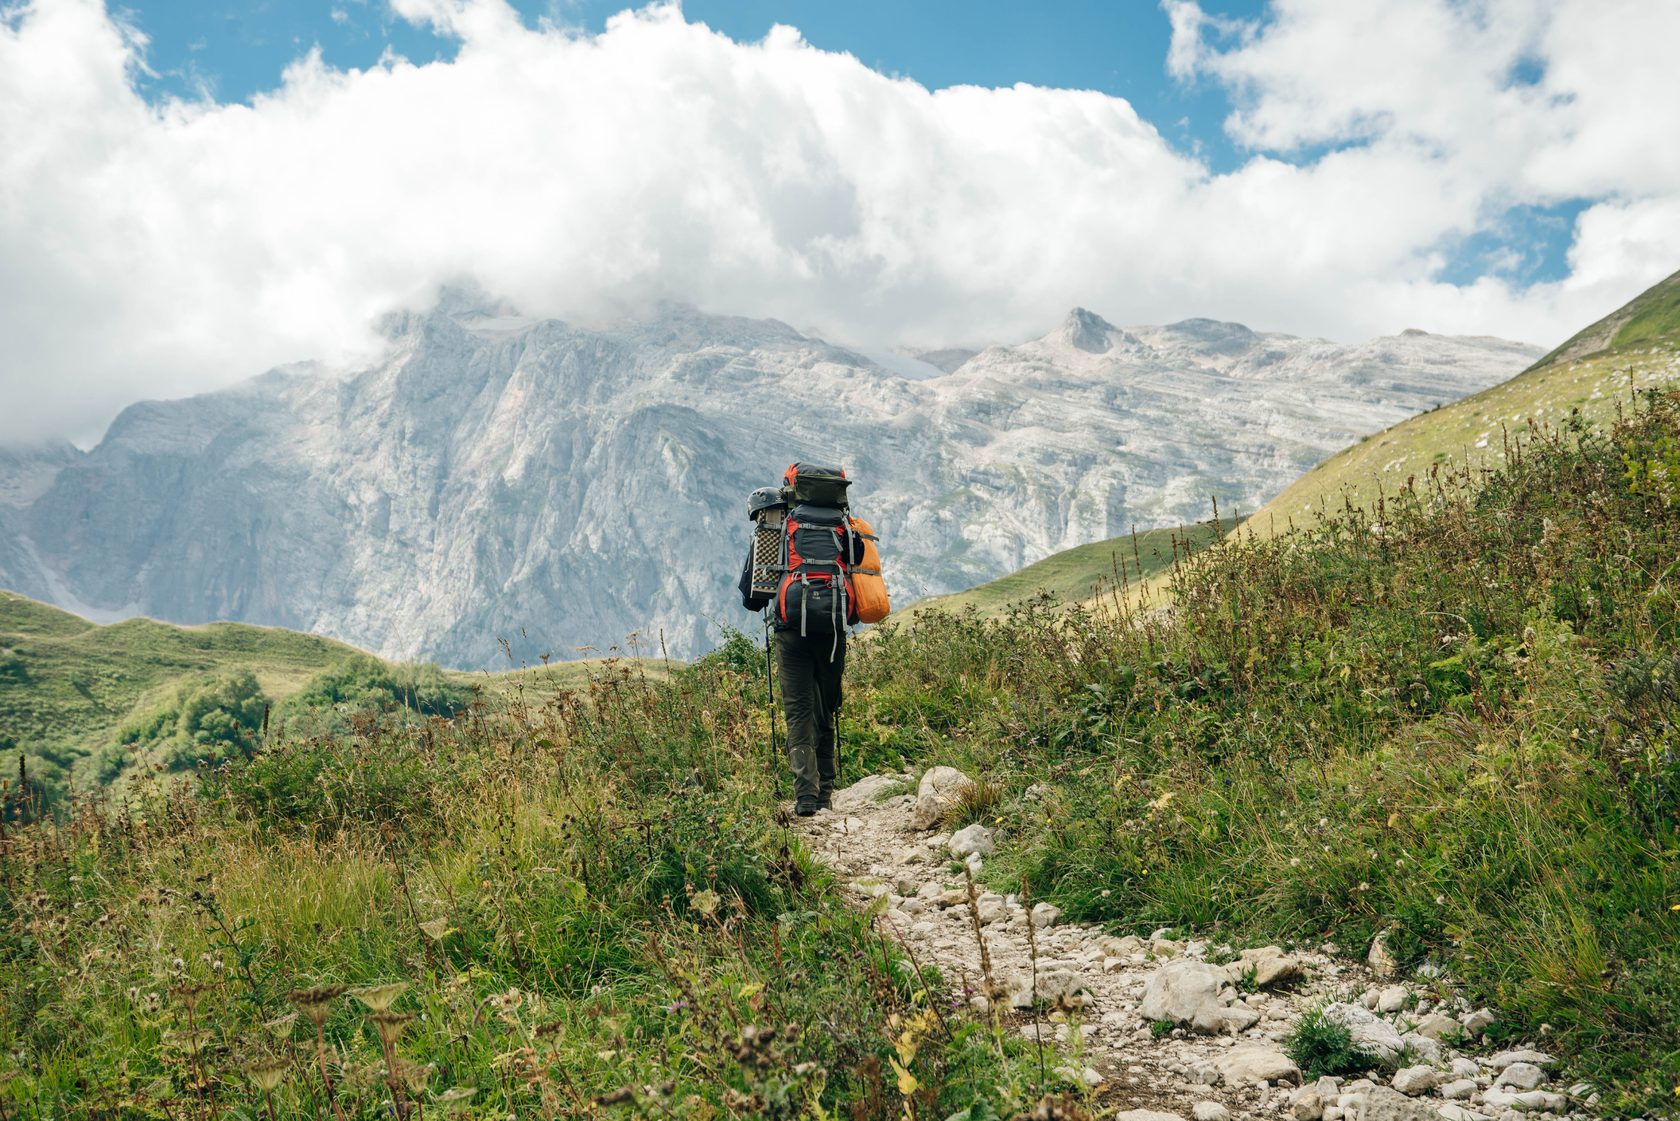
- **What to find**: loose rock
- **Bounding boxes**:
[1494,1064,1545,1092]
[1391,1067,1444,1096]
[1215,1044,1300,1087]
[909,766,974,830]
[949,823,995,859]
[1321,1002,1406,1062]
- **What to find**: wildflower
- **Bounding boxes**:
[351,982,409,1012]
[1289,857,1301,868]
[1357,882,1370,892]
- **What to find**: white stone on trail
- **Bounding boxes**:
[1368,932,1399,978]
[1139,959,1234,1028]
[1391,1067,1445,1096]
[1438,1080,1477,1101]
[1460,1008,1496,1035]
[831,773,905,812]
[1376,984,1409,1013]
[1413,1012,1461,1040]
[1215,1043,1300,1087]
[1488,1050,1555,1070]
[949,823,995,859]
[1031,901,1063,928]
[1321,1002,1406,1061]
[908,766,974,830]
[1494,1064,1546,1091]
[1348,1086,1438,1121]
[788,775,1547,1121]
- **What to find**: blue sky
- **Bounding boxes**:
[129,1,1258,170]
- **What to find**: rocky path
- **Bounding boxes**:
[794,769,1608,1121]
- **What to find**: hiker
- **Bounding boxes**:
[738,463,889,815]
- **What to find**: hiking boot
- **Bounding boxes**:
[817,789,833,810]
[795,800,820,817]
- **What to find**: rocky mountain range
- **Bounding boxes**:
[0,300,1541,666]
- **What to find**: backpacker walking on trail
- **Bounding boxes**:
[738,463,891,816]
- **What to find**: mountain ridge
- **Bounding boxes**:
[0,303,1540,666]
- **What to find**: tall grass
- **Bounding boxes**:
[0,653,1052,1118]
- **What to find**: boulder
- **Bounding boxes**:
[1368,932,1399,978]
[1376,985,1409,1013]
[1438,1080,1476,1101]
[1459,1008,1495,1036]
[832,774,904,813]
[908,767,974,830]
[1494,1064,1545,1091]
[1193,1104,1231,1121]
[1347,1086,1437,1121]
[1215,1044,1300,1087]
[949,823,995,859]
[1391,1067,1444,1096]
[1321,1002,1406,1062]
[1135,961,1229,1028]
[1413,1013,1462,1041]
[1488,1050,1554,1070]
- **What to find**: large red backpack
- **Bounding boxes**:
[777,463,857,636]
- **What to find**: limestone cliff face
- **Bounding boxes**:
[0,302,1541,666]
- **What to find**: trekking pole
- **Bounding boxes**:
[763,612,782,800]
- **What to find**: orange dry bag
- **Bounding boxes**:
[847,515,891,624]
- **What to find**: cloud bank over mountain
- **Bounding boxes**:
[1,0,1676,444]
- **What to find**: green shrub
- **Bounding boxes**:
[1285,1005,1382,1079]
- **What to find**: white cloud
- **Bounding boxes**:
[1,0,1678,445]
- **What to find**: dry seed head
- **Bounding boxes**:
[351,982,409,1012]
[247,1059,291,1092]
[367,1010,415,1043]
[393,1058,434,1095]
[418,916,454,941]
[435,1086,477,1107]
[288,984,347,1026]
[170,982,210,1014]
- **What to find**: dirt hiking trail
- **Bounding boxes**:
[792,769,1604,1121]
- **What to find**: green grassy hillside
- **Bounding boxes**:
[1251,269,1680,531]
[899,520,1226,620]
[0,588,681,805]
[0,594,372,795]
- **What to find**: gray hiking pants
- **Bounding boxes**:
[775,629,845,804]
